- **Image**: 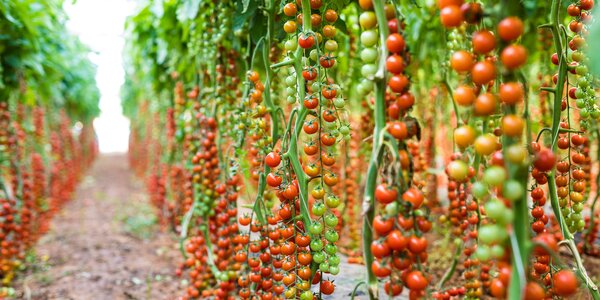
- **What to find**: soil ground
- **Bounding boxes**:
[14,154,181,300]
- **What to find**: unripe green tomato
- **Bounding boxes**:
[361,78,374,91]
[300,291,314,300]
[356,83,367,95]
[339,125,350,135]
[325,40,338,52]
[325,195,340,208]
[472,181,488,199]
[479,224,507,245]
[286,87,296,95]
[319,262,330,272]
[311,81,320,92]
[333,98,345,108]
[344,134,351,141]
[475,245,491,261]
[313,251,325,263]
[359,11,377,29]
[287,96,296,104]
[503,180,523,201]
[285,75,296,86]
[576,99,586,108]
[284,39,297,51]
[309,221,324,235]
[506,145,527,164]
[499,208,514,225]
[310,239,324,251]
[325,229,339,242]
[490,244,505,258]
[581,108,590,118]
[325,243,337,255]
[329,265,340,275]
[310,49,318,61]
[572,51,584,62]
[361,64,377,77]
[219,272,229,281]
[576,219,585,230]
[385,201,399,217]
[576,65,588,75]
[573,202,584,213]
[312,201,326,216]
[360,48,378,63]
[414,209,424,217]
[329,255,340,266]
[578,77,589,88]
[484,200,505,221]
[324,213,339,227]
[591,109,600,119]
[360,30,378,47]
[483,166,507,187]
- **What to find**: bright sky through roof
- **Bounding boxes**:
[64,0,136,153]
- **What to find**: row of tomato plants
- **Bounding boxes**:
[0,1,101,296]
[123,0,599,299]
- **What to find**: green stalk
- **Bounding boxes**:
[361,1,389,299]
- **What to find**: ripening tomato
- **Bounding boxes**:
[440,5,463,28]
[450,50,474,73]
[386,54,405,74]
[402,187,424,208]
[490,278,506,297]
[454,85,476,106]
[387,33,405,53]
[405,271,428,290]
[524,282,545,300]
[454,125,476,148]
[534,148,556,172]
[375,184,398,204]
[283,3,297,17]
[552,270,578,297]
[497,17,524,41]
[499,82,524,104]
[472,30,496,54]
[471,61,496,85]
[501,114,524,137]
[265,152,281,168]
[388,121,408,140]
[389,74,410,93]
[373,215,394,235]
[473,92,497,116]
[501,44,527,69]
[386,229,408,251]
[320,280,335,295]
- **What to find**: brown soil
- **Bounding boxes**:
[14,154,181,300]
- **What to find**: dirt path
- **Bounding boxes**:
[16,154,181,300]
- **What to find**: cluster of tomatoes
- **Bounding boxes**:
[0,102,97,296]
[123,0,600,299]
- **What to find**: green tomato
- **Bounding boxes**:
[475,245,491,261]
[310,49,318,61]
[361,79,374,91]
[360,47,378,63]
[385,201,399,217]
[573,202,584,213]
[309,221,324,235]
[325,195,340,208]
[319,262,330,272]
[300,291,314,300]
[361,64,377,77]
[324,213,339,227]
[325,40,338,52]
[287,96,296,104]
[310,239,324,251]
[329,255,340,266]
[506,145,527,164]
[325,243,337,255]
[284,39,297,51]
[483,166,507,187]
[360,30,378,47]
[333,98,345,108]
[329,265,340,275]
[479,224,507,245]
[313,251,325,263]
[325,229,339,242]
[285,75,296,87]
[312,202,326,216]
[472,181,488,199]
[490,244,505,259]
[339,125,350,135]
[503,180,524,201]
[484,199,505,221]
